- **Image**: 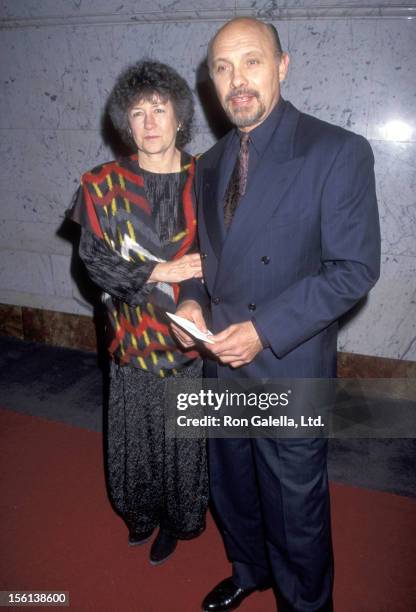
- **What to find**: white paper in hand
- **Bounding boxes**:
[167,312,214,344]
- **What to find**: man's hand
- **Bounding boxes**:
[208,321,263,368]
[171,300,208,349]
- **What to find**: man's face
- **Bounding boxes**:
[210,20,289,132]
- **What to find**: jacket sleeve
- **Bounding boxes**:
[79,228,156,307]
[179,278,210,308]
[177,162,211,309]
[253,134,381,358]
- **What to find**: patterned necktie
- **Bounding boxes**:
[223,132,250,228]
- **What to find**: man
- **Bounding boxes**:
[173,17,380,612]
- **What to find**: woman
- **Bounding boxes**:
[69,60,208,565]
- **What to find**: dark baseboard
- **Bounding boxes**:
[0,303,97,353]
[1,303,414,378]
[337,351,416,379]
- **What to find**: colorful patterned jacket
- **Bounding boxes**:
[70,152,199,377]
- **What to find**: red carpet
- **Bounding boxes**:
[0,408,415,611]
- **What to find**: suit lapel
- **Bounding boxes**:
[201,131,235,258]
[201,168,223,258]
[213,102,304,288]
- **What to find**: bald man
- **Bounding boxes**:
[174,17,380,612]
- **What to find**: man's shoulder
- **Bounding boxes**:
[195,131,233,169]
[295,105,371,154]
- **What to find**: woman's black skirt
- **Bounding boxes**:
[106,359,208,540]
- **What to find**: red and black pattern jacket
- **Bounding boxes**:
[70,152,199,377]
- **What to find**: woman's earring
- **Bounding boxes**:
[177,124,182,132]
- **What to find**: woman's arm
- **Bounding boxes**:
[79,229,202,307]
[79,228,156,306]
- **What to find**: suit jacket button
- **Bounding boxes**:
[213,297,221,305]
[261,256,270,264]
[201,252,207,260]
[248,303,256,311]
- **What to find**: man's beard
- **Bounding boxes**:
[224,88,266,128]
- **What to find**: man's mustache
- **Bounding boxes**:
[225,88,260,103]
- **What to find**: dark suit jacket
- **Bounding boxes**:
[181,100,381,378]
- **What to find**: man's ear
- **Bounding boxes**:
[278,53,290,82]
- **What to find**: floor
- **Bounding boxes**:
[0,334,415,498]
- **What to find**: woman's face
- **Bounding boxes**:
[128,95,179,156]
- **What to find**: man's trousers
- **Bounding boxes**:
[208,437,334,612]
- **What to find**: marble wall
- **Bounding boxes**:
[0,1,415,359]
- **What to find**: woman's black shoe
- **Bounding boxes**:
[149,530,177,565]
[128,527,154,546]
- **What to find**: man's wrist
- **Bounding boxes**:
[251,317,270,349]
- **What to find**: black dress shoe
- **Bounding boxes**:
[149,529,177,565]
[202,577,255,611]
[128,527,154,547]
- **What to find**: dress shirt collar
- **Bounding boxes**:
[236,96,286,156]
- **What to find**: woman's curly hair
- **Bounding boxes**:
[107,59,194,149]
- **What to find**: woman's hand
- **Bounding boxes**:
[148,253,202,283]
